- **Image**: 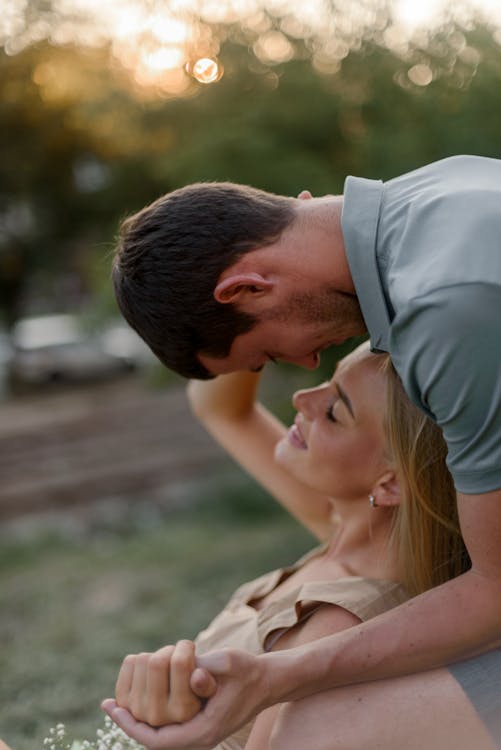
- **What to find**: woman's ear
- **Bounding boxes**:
[214,273,274,305]
[371,471,402,508]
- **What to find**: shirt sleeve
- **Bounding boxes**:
[389,282,501,494]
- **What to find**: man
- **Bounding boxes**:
[105,156,501,748]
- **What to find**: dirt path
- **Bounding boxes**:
[0,376,229,520]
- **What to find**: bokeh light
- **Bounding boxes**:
[189,57,223,83]
[1,0,501,97]
[408,63,434,86]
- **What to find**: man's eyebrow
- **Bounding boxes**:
[335,382,354,418]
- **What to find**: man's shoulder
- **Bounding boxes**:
[380,156,501,312]
[387,154,501,188]
[383,154,501,219]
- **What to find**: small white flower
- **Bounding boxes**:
[44,717,146,750]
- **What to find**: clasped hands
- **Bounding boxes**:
[115,640,217,726]
[101,641,268,749]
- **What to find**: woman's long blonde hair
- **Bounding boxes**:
[383,357,470,596]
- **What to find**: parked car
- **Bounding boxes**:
[0,330,14,399]
[99,319,155,370]
[7,314,153,386]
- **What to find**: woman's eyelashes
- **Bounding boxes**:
[326,400,338,422]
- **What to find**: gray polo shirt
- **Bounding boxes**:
[342,155,501,494]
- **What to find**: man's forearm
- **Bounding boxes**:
[262,570,501,705]
[102,571,501,750]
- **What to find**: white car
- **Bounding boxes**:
[8,314,151,385]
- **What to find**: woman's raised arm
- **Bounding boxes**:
[187,373,333,540]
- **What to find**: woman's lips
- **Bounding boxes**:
[287,421,307,449]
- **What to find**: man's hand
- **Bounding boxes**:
[102,648,273,750]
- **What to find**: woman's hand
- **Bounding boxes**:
[187,371,262,423]
[102,648,276,750]
[114,640,216,727]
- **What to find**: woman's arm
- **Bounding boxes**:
[187,374,333,540]
[103,490,501,749]
[105,606,362,747]
[244,605,362,750]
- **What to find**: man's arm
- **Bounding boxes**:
[265,487,501,699]
[103,488,501,748]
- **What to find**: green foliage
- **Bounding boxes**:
[1,23,501,325]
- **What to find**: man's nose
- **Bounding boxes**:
[286,352,320,370]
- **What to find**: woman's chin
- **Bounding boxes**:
[274,441,311,484]
[274,437,288,464]
[274,438,300,470]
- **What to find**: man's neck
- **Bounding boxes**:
[293,195,355,295]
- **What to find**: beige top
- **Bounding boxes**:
[195,545,409,750]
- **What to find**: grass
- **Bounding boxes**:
[0,473,313,749]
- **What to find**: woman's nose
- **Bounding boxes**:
[292,384,325,416]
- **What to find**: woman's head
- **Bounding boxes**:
[274,343,397,505]
[275,341,469,595]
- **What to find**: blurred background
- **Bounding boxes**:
[1,0,501,745]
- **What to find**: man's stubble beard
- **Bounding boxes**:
[263,286,367,337]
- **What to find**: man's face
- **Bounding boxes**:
[198,289,366,375]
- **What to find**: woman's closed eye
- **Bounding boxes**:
[326,401,338,422]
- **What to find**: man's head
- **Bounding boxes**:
[112,182,295,379]
[113,181,366,378]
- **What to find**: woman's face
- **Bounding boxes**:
[274,347,390,500]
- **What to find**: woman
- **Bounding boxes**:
[104,343,468,747]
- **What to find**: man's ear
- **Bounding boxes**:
[214,273,274,305]
[297,190,313,200]
[371,471,402,508]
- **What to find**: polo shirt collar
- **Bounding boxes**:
[341,175,391,352]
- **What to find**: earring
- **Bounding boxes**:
[369,494,379,508]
